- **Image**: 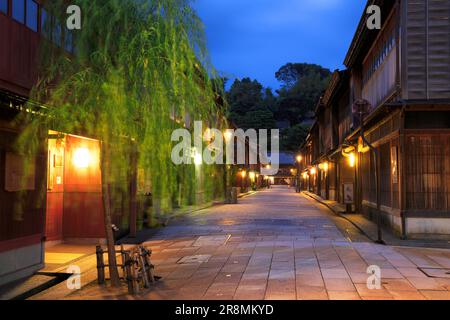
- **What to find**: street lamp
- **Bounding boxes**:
[349,152,356,168]
[295,155,303,192]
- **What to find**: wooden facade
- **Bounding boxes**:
[0,1,135,286]
[300,0,450,239]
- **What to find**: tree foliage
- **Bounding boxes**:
[225,64,331,151]
[18,0,227,215]
[226,78,275,130]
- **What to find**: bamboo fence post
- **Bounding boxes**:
[96,245,105,285]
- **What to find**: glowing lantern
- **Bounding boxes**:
[249,171,256,181]
[241,170,247,178]
[310,167,317,175]
[296,155,302,163]
[349,153,356,168]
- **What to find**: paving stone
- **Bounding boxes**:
[30,186,450,301]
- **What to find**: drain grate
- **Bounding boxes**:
[419,268,450,279]
[178,255,212,264]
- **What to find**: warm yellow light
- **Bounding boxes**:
[290,169,295,174]
[310,167,317,175]
[349,153,356,168]
[322,162,329,172]
[223,130,233,143]
[241,170,247,178]
[204,128,213,141]
[256,174,260,178]
[194,152,203,165]
[266,164,271,169]
[249,171,256,180]
[270,177,275,184]
[73,148,90,168]
[302,172,308,179]
[296,155,302,163]
[264,176,269,180]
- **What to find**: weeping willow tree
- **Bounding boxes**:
[17,0,228,286]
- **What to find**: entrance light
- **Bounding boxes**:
[73,148,90,168]
[349,153,356,168]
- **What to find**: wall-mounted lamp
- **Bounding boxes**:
[73,148,91,168]
[349,153,356,168]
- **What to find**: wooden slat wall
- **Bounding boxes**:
[403,0,450,99]
[428,0,450,98]
[362,46,397,108]
[405,133,450,211]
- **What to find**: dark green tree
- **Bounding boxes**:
[226,78,275,130]
[275,63,331,126]
[280,124,309,152]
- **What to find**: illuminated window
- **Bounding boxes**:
[0,0,8,15]
[26,0,38,32]
[12,0,25,24]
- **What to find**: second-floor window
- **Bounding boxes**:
[12,0,25,24]
[26,0,38,32]
[0,0,8,15]
[363,32,396,85]
[11,0,39,32]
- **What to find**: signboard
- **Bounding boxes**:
[343,183,354,204]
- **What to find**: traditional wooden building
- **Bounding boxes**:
[0,0,136,286]
[300,0,450,239]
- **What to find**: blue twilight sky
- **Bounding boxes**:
[193,0,367,90]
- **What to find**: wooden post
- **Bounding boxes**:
[100,141,121,287]
[96,245,105,285]
[120,244,127,279]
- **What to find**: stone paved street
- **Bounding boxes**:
[66,186,450,300]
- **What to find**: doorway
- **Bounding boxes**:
[45,132,104,245]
